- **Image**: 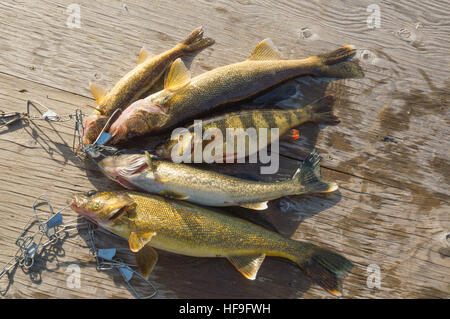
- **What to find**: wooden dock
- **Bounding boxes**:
[0,0,448,298]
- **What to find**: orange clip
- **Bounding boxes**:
[290,129,300,140]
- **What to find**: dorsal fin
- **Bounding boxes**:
[137,47,154,65]
[227,254,266,280]
[129,231,157,252]
[248,38,282,61]
[89,83,108,105]
[239,201,268,210]
[164,58,191,91]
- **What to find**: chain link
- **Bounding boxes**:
[86,223,158,299]
[0,197,80,283]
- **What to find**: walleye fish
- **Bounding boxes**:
[108,39,363,144]
[70,190,353,296]
[82,27,214,146]
[155,95,339,162]
[98,150,337,210]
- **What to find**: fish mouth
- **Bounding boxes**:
[68,195,99,226]
[68,195,86,214]
[108,121,123,138]
[108,125,129,145]
[82,115,108,145]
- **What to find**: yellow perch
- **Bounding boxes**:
[108,39,363,144]
[70,190,353,296]
[156,95,338,162]
[82,27,214,145]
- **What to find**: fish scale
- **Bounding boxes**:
[156,95,340,162]
[70,190,354,296]
[108,40,363,144]
[99,149,338,210]
[82,27,214,146]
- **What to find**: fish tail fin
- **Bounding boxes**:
[314,46,364,79]
[292,149,338,194]
[180,26,215,52]
[292,241,353,296]
[304,95,340,125]
[318,45,357,65]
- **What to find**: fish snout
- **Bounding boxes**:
[66,197,75,206]
[69,193,91,215]
[68,193,102,225]
[82,115,108,146]
[109,124,129,145]
[108,118,122,137]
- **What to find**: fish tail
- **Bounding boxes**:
[303,95,340,125]
[318,45,356,65]
[291,241,353,296]
[292,149,338,194]
[180,26,215,52]
[314,46,364,79]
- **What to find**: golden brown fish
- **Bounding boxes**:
[108,39,363,144]
[82,27,214,146]
[70,190,353,296]
[97,149,338,210]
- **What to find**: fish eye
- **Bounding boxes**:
[87,190,97,197]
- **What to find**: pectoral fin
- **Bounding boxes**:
[129,231,156,252]
[164,58,191,91]
[144,151,169,183]
[144,151,156,172]
[89,83,108,105]
[248,38,282,61]
[239,201,268,210]
[137,48,154,65]
[227,254,266,280]
[135,245,158,278]
[159,190,189,200]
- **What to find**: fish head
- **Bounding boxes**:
[108,98,169,144]
[83,144,120,164]
[99,154,148,181]
[69,191,136,227]
[81,114,109,146]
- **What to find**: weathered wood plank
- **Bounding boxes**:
[0,0,448,196]
[0,72,448,298]
[0,0,448,298]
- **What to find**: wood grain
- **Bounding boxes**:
[0,0,448,298]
